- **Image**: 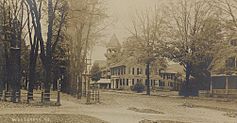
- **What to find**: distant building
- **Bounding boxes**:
[109,56,160,90]
[159,64,184,90]
[90,60,111,89]
[110,59,182,90]
[209,39,237,97]
[91,79,111,89]
[93,60,110,79]
[102,34,183,91]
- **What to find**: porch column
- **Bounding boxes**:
[111,80,113,89]
[210,77,213,95]
[225,76,229,95]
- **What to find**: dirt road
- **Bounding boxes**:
[0,91,236,123]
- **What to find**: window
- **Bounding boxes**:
[137,79,139,83]
[127,79,129,86]
[132,68,135,75]
[170,82,174,87]
[118,69,120,75]
[230,39,237,46]
[159,80,165,86]
[137,68,139,75]
[132,79,135,85]
[163,75,166,79]
[226,57,236,68]
[167,74,171,79]
[171,75,174,80]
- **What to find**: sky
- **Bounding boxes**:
[91,0,169,61]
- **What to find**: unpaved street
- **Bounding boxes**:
[0,91,236,123]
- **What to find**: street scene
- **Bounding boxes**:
[0,0,237,123]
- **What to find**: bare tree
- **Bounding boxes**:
[0,0,26,102]
[25,0,68,101]
[67,0,108,98]
[128,7,168,95]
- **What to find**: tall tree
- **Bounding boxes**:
[0,0,26,102]
[165,0,223,96]
[128,7,168,95]
[26,0,68,101]
[67,0,108,98]
[209,0,237,74]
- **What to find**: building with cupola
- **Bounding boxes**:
[98,34,183,91]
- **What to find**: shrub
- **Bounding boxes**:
[132,82,145,93]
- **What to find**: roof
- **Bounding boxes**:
[165,63,185,75]
[109,56,142,68]
[106,34,121,49]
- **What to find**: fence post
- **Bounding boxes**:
[97,90,100,103]
[86,90,91,104]
[93,89,95,102]
[41,91,44,103]
[0,91,2,101]
[16,91,20,103]
[2,90,6,101]
[18,90,21,103]
[57,90,61,105]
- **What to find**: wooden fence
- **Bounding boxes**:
[86,89,100,104]
[0,90,61,105]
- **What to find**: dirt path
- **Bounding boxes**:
[0,91,236,123]
[73,91,237,123]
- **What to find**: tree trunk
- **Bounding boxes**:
[184,63,191,97]
[43,58,52,101]
[28,41,38,101]
[43,0,54,102]
[146,62,150,95]
[10,48,21,103]
[185,65,191,86]
[28,58,36,100]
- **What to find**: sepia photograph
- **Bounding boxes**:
[0,0,237,122]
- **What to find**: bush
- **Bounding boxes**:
[132,82,145,93]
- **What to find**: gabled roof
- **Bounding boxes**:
[106,34,121,49]
[109,56,142,68]
[165,64,185,74]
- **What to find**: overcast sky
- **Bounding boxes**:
[91,0,169,61]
